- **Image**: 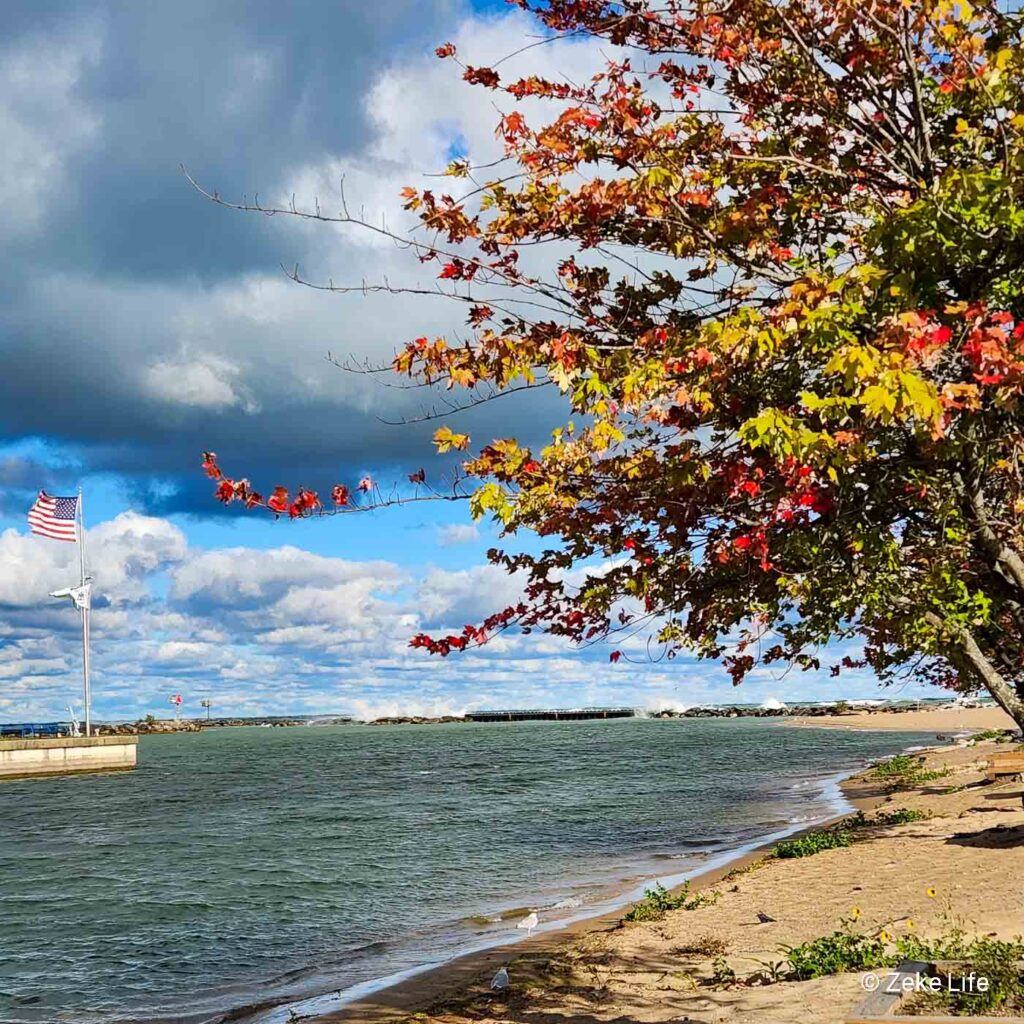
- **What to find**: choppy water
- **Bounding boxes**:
[0,718,927,1023]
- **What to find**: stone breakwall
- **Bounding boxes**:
[0,736,138,779]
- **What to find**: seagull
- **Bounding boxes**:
[490,966,510,993]
[756,911,776,924]
[517,911,539,937]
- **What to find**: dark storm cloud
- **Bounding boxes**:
[1,0,568,513]
[12,0,462,278]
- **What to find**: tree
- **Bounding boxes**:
[200,0,1024,727]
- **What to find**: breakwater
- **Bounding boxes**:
[467,707,635,722]
[0,736,137,779]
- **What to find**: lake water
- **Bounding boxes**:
[0,718,928,1023]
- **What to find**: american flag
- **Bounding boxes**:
[27,492,79,542]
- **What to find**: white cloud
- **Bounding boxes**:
[143,352,258,412]
[170,544,404,607]
[436,523,479,546]
[0,512,186,608]
[415,563,526,628]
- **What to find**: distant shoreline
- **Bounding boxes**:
[78,700,1011,735]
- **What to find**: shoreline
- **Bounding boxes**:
[238,745,922,1024]
[309,774,890,1024]
[313,736,1024,1024]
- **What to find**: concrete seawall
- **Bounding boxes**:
[0,736,138,780]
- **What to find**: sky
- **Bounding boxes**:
[0,0,936,722]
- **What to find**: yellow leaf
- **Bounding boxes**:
[433,426,470,453]
[861,385,897,421]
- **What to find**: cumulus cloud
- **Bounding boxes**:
[143,352,258,412]
[0,512,186,607]
[3,506,891,723]
[170,545,404,609]
[415,563,527,628]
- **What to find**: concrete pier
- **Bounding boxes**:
[0,736,138,780]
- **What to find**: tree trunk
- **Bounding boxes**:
[923,611,1024,730]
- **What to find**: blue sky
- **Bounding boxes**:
[0,0,936,722]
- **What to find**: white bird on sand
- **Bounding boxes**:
[491,966,510,993]
[518,911,539,937]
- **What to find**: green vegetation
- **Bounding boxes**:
[769,806,931,860]
[772,828,852,859]
[785,920,1024,1014]
[868,755,951,791]
[721,857,768,882]
[969,728,1017,744]
[709,956,736,988]
[846,807,931,827]
[624,882,720,922]
[784,929,891,980]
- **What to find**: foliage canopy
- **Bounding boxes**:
[203,0,1024,725]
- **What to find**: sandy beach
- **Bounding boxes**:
[785,704,1016,733]
[317,727,1024,1024]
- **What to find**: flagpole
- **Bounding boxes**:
[78,487,91,737]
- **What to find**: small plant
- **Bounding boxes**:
[624,882,720,922]
[721,857,767,882]
[709,955,736,988]
[772,828,851,859]
[846,807,930,828]
[781,897,1024,1015]
[899,935,1024,1016]
[784,928,891,980]
[747,957,788,985]
[868,754,950,791]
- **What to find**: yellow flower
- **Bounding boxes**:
[906,919,915,930]
[850,907,862,920]
[880,930,891,942]
[926,887,937,898]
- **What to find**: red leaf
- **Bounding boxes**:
[201,452,222,480]
[267,487,289,514]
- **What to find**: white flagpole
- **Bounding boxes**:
[78,487,92,737]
